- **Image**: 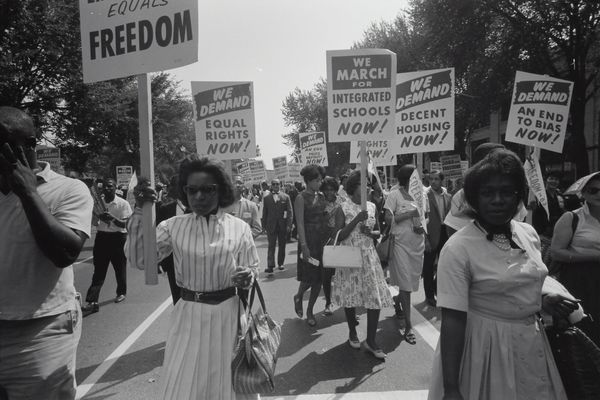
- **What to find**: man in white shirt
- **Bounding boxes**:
[82,178,132,312]
[223,176,262,238]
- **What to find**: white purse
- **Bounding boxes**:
[322,230,362,268]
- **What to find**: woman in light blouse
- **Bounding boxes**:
[128,157,259,400]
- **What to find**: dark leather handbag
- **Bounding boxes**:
[232,281,281,394]
[376,232,394,268]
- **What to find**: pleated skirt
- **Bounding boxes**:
[159,297,259,400]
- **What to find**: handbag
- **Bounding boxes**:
[322,230,362,268]
[232,281,281,394]
[376,232,394,268]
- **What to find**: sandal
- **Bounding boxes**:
[404,330,417,345]
[306,314,317,327]
[293,294,303,318]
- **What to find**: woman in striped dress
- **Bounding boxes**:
[127,158,259,400]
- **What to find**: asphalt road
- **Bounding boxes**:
[73,228,442,399]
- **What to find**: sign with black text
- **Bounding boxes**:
[394,68,454,154]
[349,140,396,166]
[506,71,573,153]
[299,131,328,166]
[327,49,396,142]
[36,148,62,173]
[192,81,256,160]
[273,156,288,181]
[79,0,198,83]
[116,165,134,187]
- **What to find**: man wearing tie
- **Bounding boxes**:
[423,170,452,307]
[262,179,293,275]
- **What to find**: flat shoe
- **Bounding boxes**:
[293,294,303,318]
[306,315,316,327]
[404,330,417,345]
[362,341,386,359]
[348,338,361,349]
[324,305,333,315]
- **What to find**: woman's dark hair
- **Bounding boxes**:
[430,169,445,181]
[320,176,339,192]
[178,157,235,208]
[300,164,325,183]
[463,149,526,212]
[396,164,416,186]
[583,174,600,191]
[345,171,361,196]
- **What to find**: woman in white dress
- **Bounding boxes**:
[429,149,577,400]
[128,158,259,400]
[384,164,425,345]
[331,171,393,359]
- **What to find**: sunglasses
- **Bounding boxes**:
[585,187,600,195]
[183,184,218,196]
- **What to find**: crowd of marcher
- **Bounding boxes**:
[2,106,600,400]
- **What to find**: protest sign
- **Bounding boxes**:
[299,131,328,166]
[116,165,134,187]
[36,148,62,172]
[524,153,549,219]
[244,160,267,186]
[460,160,469,175]
[408,169,428,233]
[349,140,396,166]
[394,68,455,154]
[236,161,251,183]
[327,49,396,142]
[429,161,442,172]
[192,81,256,161]
[440,154,463,180]
[505,71,573,153]
[287,162,302,182]
[273,156,289,181]
[79,0,198,83]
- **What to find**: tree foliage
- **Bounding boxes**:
[0,0,195,179]
[281,79,350,177]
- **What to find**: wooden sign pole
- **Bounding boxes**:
[360,140,368,210]
[137,73,158,285]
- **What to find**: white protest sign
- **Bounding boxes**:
[408,169,428,233]
[116,165,134,187]
[36,148,62,172]
[287,162,302,182]
[460,160,469,175]
[245,160,267,186]
[299,131,328,166]
[327,49,396,142]
[192,82,256,160]
[349,140,396,166]
[429,161,442,171]
[236,161,251,183]
[394,68,455,154]
[440,154,463,180]
[79,0,198,83]
[506,71,573,153]
[273,156,289,181]
[524,153,549,219]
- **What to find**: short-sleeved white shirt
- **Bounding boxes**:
[97,195,132,233]
[0,162,93,320]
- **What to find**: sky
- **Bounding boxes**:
[170,0,409,169]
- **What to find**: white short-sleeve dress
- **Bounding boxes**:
[428,221,567,400]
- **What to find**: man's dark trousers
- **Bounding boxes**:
[423,229,447,301]
[86,231,127,302]
[268,222,288,268]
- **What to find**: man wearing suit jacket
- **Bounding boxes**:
[262,179,293,275]
[423,170,452,307]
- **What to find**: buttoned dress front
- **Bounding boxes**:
[127,210,259,400]
[428,221,566,400]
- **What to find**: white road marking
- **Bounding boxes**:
[73,256,93,265]
[75,297,172,399]
[263,390,428,399]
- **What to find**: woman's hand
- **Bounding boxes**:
[354,210,369,224]
[134,179,157,208]
[231,266,254,289]
[542,293,580,320]
[301,243,311,260]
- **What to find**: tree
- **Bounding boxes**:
[411,0,600,175]
[281,79,350,177]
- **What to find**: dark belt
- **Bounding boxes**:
[180,287,237,305]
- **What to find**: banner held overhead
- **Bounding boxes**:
[192,81,256,160]
[327,49,396,142]
[394,68,455,154]
[79,0,198,83]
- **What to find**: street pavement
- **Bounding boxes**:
[73,228,442,399]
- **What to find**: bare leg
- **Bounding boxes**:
[306,282,322,322]
[398,290,416,344]
[366,309,381,349]
[344,307,358,340]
